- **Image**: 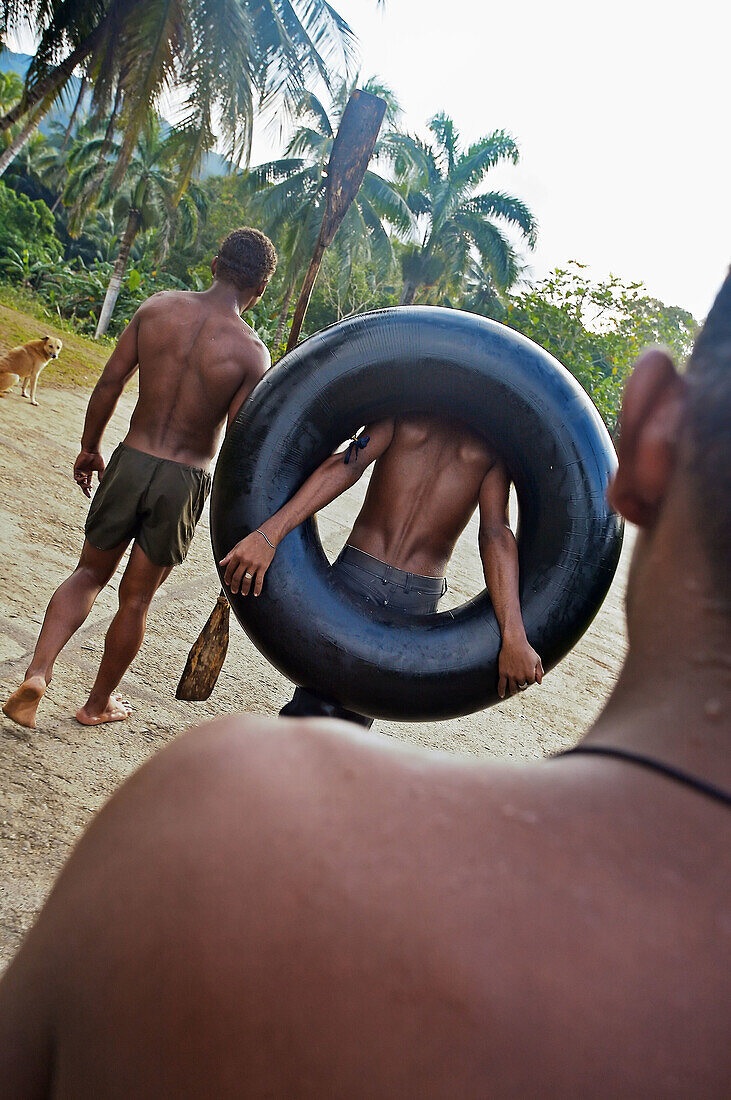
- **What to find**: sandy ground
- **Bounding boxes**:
[0,384,631,969]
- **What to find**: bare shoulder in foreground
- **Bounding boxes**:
[0,712,726,1097]
[1,274,729,1096]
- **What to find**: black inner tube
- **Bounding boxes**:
[211,307,623,721]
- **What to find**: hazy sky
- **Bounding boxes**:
[287,0,729,321]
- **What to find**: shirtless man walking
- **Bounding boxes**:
[3,227,276,730]
[221,415,543,722]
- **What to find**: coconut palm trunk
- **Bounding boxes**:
[95,208,141,338]
[399,281,417,305]
[0,112,41,177]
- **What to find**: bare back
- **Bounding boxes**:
[123,290,268,468]
[349,415,497,576]
[0,718,727,1097]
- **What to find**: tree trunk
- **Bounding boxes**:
[95,210,141,338]
[0,26,104,135]
[399,281,417,305]
[273,282,296,349]
[0,113,40,177]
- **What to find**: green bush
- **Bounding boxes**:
[59,261,192,336]
[0,180,62,281]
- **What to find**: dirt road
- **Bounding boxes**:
[0,384,630,967]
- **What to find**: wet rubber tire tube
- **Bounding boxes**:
[211,306,623,721]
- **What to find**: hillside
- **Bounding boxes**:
[0,290,109,388]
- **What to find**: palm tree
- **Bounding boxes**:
[64,114,207,335]
[0,70,23,117]
[0,0,357,190]
[0,67,45,177]
[249,78,414,347]
[461,257,518,319]
[390,114,537,306]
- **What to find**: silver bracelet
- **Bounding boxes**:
[255,529,275,549]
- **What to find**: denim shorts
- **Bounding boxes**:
[279,546,447,727]
[332,544,447,615]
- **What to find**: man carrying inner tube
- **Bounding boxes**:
[220,415,543,725]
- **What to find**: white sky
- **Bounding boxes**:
[265,0,729,321]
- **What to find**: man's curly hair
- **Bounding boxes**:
[684,269,731,606]
[216,228,277,291]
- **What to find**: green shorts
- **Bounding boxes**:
[85,443,212,567]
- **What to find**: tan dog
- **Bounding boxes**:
[0,335,63,406]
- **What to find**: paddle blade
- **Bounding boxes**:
[176,594,230,701]
[320,89,387,247]
[285,89,387,353]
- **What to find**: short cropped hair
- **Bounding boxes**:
[216,228,277,291]
[684,270,731,606]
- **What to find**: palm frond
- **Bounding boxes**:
[110,0,188,189]
[452,211,519,290]
[286,125,330,159]
[462,190,537,247]
[451,129,520,192]
[292,88,333,136]
[357,193,395,274]
[428,112,460,170]
[359,170,415,239]
[246,157,307,187]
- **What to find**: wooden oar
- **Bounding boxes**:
[175,591,230,700]
[286,88,387,351]
[176,89,387,702]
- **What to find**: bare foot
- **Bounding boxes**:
[76,694,133,726]
[2,675,47,729]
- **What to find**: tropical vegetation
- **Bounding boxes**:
[0,3,697,432]
[391,114,536,305]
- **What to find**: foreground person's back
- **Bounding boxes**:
[0,275,729,1096]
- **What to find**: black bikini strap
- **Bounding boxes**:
[559,745,731,808]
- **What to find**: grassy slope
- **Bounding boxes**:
[0,291,110,389]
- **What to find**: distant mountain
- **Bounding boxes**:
[0,48,231,178]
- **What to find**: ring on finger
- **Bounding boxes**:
[244,571,252,579]
[518,682,529,691]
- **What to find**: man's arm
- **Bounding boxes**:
[74,313,141,496]
[226,338,271,429]
[220,419,395,596]
[478,462,543,698]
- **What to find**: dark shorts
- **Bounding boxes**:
[333,544,447,614]
[280,545,447,727]
[85,443,211,567]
